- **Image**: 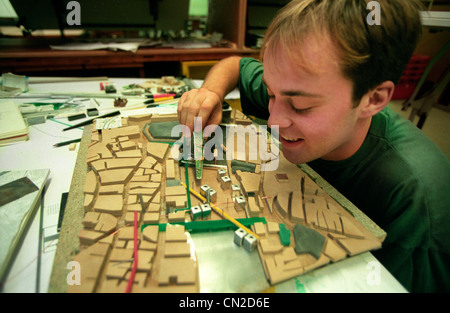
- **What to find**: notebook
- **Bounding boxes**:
[0,100,28,146]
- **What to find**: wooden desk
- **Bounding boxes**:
[0,38,260,77]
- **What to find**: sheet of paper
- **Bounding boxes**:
[49,42,142,53]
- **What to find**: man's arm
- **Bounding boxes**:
[177,56,242,132]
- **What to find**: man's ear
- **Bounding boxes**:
[358,81,395,118]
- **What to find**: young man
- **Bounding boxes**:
[178,0,450,292]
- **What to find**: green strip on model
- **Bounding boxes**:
[141,217,266,233]
[184,161,192,210]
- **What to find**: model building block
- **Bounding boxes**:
[220,175,232,190]
[166,196,187,209]
[143,212,160,224]
[98,168,134,185]
[83,170,98,194]
[243,234,258,252]
[158,258,197,286]
[206,188,217,203]
[217,168,227,180]
[247,196,260,217]
[146,142,169,162]
[234,196,246,211]
[165,185,186,197]
[164,242,191,258]
[231,184,241,197]
[190,206,202,221]
[234,228,247,247]
[94,195,123,216]
[98,184,124,195]
[200,204,211,218]
[168,210,186,223]
[293,224,326,259]
[200,184,211,197]
[165,159,176,180]
[165,224,188,242]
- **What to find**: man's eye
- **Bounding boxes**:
[288,99,311,114]
[294,107,311,114]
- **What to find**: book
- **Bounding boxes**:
[0,100,28,146]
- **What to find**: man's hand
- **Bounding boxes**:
[177,56,242,133]
[177,87,223,133]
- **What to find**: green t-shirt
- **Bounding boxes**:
[238,57,450,292]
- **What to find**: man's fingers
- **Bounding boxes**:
[208,99,224,127]
[185,101,202,132]
[177,88,222,133]
[178,89,200,131]
[198,92,222,129]
[177,93,187,125]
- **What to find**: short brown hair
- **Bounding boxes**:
[261,0,423,105]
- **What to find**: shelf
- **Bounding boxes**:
[0,38,259,77]
[0,0,261,77]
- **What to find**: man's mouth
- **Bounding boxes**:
[281,135,303,143]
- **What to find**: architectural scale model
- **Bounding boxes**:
[67,108,384,293]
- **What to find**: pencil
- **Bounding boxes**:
[144,96,175,105]
[146,93,176,99]
[62,110,120,131]
[53,138,81,147]
[181,182,260,240]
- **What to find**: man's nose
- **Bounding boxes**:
[268,100,292,130]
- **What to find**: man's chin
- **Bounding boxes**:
[281,149,311,165]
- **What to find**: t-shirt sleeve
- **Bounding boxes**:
[238,57,270,120]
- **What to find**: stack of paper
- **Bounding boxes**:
[0,169,50,282]
[0,101,29,146]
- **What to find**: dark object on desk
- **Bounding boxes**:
[57,192,69,232]
[87,108,99,116]
[114,97,128,107]
[26,116,46,126]
[53,138,82,148]
[105,85,117,93]
[0,177,39,207]
[62,110,120,131]
[68,113,86,121]
[222,101,232,124]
